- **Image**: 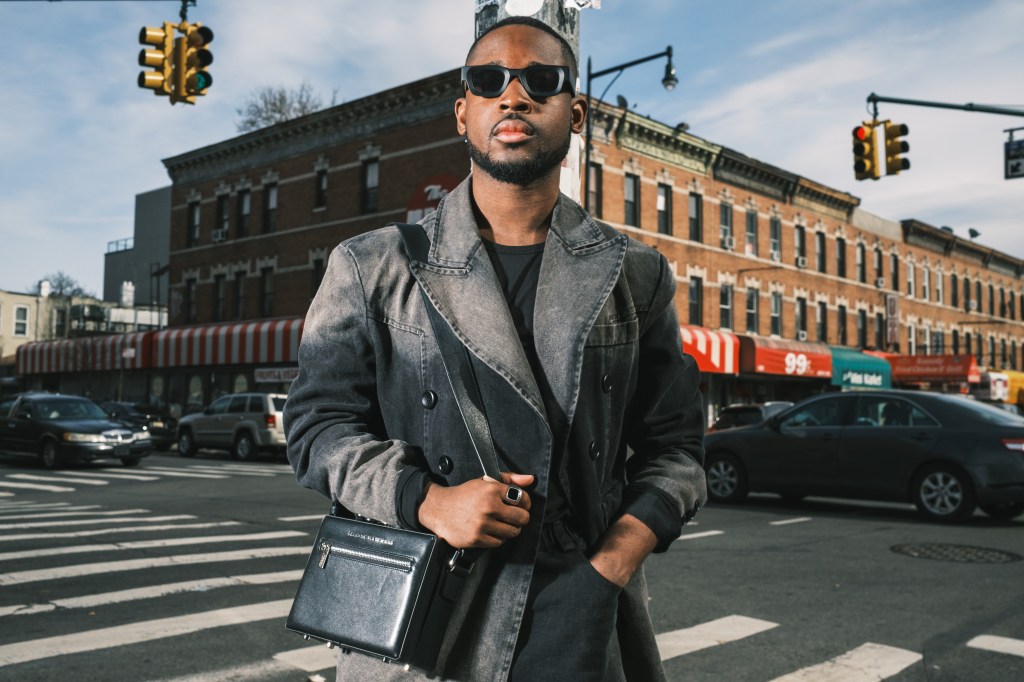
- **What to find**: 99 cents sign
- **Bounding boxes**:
[784,352,811,375]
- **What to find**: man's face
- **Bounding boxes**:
[455,25,586,187]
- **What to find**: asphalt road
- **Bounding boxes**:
[0,450,1021,681]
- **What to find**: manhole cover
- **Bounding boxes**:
[891,543,1022,564]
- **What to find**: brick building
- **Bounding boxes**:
[17,68,1024,419]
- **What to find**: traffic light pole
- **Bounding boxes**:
[867,93,1024,119]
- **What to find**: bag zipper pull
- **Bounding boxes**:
[318,541,331,569]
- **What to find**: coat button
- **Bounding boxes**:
[601,375,613,393]
[437,456,454,475]
[421,391,437,409]
[589,441,600,460]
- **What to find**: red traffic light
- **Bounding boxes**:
[853,125,870,141]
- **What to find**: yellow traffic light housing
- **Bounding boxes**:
[137,22,175,96]
[852,122,881,181]
[173,22,214,104]
[884,121,910,175]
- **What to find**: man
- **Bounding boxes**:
[285,16,706,681]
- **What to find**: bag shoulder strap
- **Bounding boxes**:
[392,222,503,481]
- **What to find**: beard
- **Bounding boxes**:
[467,125,572,186]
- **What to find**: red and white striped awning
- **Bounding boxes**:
[17,333,150,375]
[679,325,739,375]
[151,317,304,368]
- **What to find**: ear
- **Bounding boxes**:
[455,97,468,136]
[570,95,587,135]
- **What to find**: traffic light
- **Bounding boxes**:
[137,22,175,96]
[852,122,881,181]
[884,121,910,175]
[172,23,214,104]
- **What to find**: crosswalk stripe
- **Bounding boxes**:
[0,569,303,617]
[0,514,193,530]
[0,520,241,543]
[9,473,108,486]
[768,642,922,681]
[678,530,724,540]
[0,505,102,518]
[0,481,75,493]
[129,467,227,479]
[184,465,278,477]
[0,508,146,522]
[0,546,309,585]
[0,598,293,666]
[770,517,812,526]
[0,530,307,562]
[0,501,73,510]
[278,514,323,523]
[148,659,296,682]
[273,644,339,672]
[658,615,778,660]
[58,470,160,481]
[967,635,1024,658]
[0,493,12,498]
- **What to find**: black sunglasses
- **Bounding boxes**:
[461,65,575,99]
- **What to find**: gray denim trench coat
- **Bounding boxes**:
[285,176,707,681]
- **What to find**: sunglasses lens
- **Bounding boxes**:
[522,67,563,96]
[468,67,507,96]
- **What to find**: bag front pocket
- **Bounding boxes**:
[317,540,415,572]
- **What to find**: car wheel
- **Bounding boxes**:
[233,432,256,461]
[178,429,197,458]
[120,456,142,468]
[39,439,61,470]
[912,464,976,523]
[706,452,748,503]
[980,503,1024,520]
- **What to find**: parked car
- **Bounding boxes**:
[709,402,794,432]
[176,392,287,460]
[99,401,176,449]
[703,390,1024,523]
[0,393,152,468]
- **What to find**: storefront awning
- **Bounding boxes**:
[829,347,891,389]
[738,336,832,378]
[679,325,739,375]
[151,317,304,368]
[17,333,151,375]
[886,354,981,384]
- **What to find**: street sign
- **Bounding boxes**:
[1006,138,1024,179]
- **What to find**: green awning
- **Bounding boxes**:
[828,347,892,389]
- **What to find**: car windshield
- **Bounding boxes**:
[942,397,1024,426]
[36,399,109,420]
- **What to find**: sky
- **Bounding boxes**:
[1,0,1021,296]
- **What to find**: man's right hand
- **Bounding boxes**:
[417,472,534,549]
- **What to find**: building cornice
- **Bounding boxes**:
[712,147,798,203]
[592,102,719,176]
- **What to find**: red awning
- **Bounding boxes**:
[739,336,832,378]
[151,317,304,368]
[679,325,739,375]
[16,333,150,375]
[887,354,981,383]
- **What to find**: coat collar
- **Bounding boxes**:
[413,176,627,427]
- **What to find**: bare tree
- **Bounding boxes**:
[235,82,336,133]
[36,271,93,297]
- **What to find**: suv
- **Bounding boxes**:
[176,393,287,460]
[709,401,794,432]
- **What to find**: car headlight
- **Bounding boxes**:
[64,432,105,443]
[134,431,151,441]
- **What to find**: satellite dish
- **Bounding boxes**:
[616,95,628,109]
[968,228,981,240]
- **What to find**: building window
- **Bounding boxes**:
[769,216,781,258]
[587,164,603,218]
[796,298,807,337]
[262,183,278,233]
[815,232,826,273]
[795,225,806,262]
[935,270,943,304]
[963,277,972,311]
[770,292,782,336]
[187,201,200,247]
[184,279,197,323]
[236,189,251,238]
[923,327,931,354]
[907,262,916,297]
[745,210,758,257]
[234,271,246,319]
[837,304,848,345]
[816,301,828,342]
[311,258,325,299]
[1010,291,1016,320]
[1012,341,1018,369]
[688,193,702,241]
[966,332,973,357]
[1001,339,1008,367]
[857,309,867,347]
[688,277,703,325]
[988,284,995,315]
[874,248,883,281]
[952,329,960,354]
[988,336,996,366]
[213,274,226,322]
[54,308,67,339]
[976,280,983,313]
[875,312,884,349]
[836,238,846,278]
[216,194,230,239]
[934,330,944,354]
[362,159,380,213]
[951,274,959,307]
[260,268,274,317]
[624,173,640,227]
[720,284,734,329]
[314,169,328,209]
[13,305,28,337]
[656,184,672,235]
[922,267,930,300]
[890,253,899,291]
[746,288,759,333]
[719,202,733,248]
[908,324,916,355]
[856,243,866,283]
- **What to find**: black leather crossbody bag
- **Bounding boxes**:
[286,223,503,668]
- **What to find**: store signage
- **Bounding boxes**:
[888,354,981,383]
[405,174,460,224]
[841,369,885,388]
[255,367,300,383]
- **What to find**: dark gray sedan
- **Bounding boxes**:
[703,390,1024,522]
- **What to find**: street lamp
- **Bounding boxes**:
[584,46,677,210]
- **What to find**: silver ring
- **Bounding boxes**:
[504,485,523,505]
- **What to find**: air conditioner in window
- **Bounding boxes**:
[797,330,808,341]
[725,236,736,250]
[875,277,885,288]
[770,251,781,263]
[211,228,227,243]
[796,256,808,269]
[969,299,978,311]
